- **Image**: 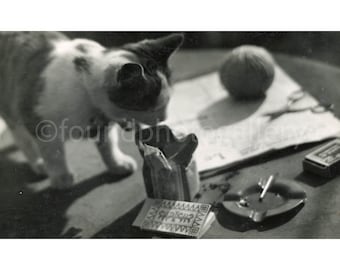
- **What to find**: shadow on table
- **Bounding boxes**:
[93,201,154,238]
[198,97,264,130]
[215,203,305,233]
[295,172,335,188]
[0,146,128,238]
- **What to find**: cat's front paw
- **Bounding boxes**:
[108,155,137,176]
[50,173,74,189]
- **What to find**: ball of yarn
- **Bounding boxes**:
[219,45,275,100]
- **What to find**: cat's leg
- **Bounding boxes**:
[96,123,137,176]
[36,136,74,189]
[6,121,47,176]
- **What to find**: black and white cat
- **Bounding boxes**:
[0,32,183,189]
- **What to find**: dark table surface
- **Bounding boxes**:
[1,50,340,238]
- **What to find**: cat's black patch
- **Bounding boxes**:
[106,64,162,111]
[73,57,90,73]
[105,35,185,111]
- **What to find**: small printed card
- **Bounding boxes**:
[133,198,214,238]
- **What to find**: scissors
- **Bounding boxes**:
[263,90,334,120]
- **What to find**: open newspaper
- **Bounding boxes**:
[165,66,340,176]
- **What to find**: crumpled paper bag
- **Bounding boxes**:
[135,125,200,201]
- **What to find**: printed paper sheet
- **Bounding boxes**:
[165,66,340,174]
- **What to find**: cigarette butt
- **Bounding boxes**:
[259,173,278,201]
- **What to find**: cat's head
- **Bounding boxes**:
[77,33,184,126]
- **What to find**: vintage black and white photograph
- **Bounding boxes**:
[2,1,340,269]
[1,31,340,239]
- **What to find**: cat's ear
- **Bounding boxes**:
[117,63,145,85]
[123,33,184,66]
[147,34,184,63]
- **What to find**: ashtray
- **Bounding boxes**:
[222,176,306,222]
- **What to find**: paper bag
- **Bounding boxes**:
[135,125,200,201]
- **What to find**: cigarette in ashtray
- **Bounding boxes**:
[259,173,278,201]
